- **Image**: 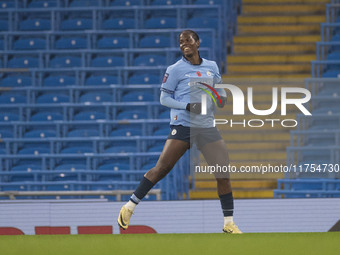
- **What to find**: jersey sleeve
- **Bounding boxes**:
[160,65,178,94]
[213,62,226,97]
[213,61,222,84]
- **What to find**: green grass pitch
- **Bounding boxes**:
[1,232,339,255]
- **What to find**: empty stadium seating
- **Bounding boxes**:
[0,0,239,200]
[276,3,340,199]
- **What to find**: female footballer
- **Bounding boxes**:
[118,30,242,234]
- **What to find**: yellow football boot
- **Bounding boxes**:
[117,205,133,230]
[223,222,242,234]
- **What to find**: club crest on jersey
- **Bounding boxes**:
[171,129,177,135]
[162,73,169,83]
[206,71,212,76]
[196,71,202,77]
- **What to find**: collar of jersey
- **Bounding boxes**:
[182,56,203,65]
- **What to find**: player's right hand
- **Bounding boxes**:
[186,103,201,114]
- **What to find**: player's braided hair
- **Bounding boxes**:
[179,30,200,42]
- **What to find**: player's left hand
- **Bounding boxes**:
[217,96,227,108]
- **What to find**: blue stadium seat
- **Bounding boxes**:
[110,0,140,6]
[8,57,39,68]
[0,20,8,31]
[121,91,154,102]
[79,92,113,103]
[96,172,122,181]
[11,164,41,172]
[194,0,222,4]
[147,144,164,152]
[105,145,137,153]
[55,164,86,171]
[0,1,14,9]
[19,19,51,31]
[10,174,35,183]
[36,93,70,104]
[145,17,176,29]
[24,129,56,138]
[159,110,170,119]
[199,34,213,47]
[18,146,50,155]
[0,129,13,138]
[0,39,4,50]
[90,56,124,67]
[73,111,106,121]
[141,162,156,170]
[85,75,118,86]
[133,54,166,66]
[67,129,99,137]
[116,110,147,120]
[128,74,160,84]
[1,185,28,192]
[154,127,169,135]
[0,75,32,87]
[322,70,340,78]
[30,112,63,121]
[0,93,26,104]
[55,37,87,49]
[151,0,182,5]
[61,146,93,154]
[13,38,46,50]
[187,17,218,28]
[139,35,170,48]
[327,52,340,61]
[60,18,92,31]
[69,0,99,7]
[9,169,36,183]
[51,172,78,182]
[102,18,134,30]
[28,1,58,8]
[0,143,6,154]
[110,127,142,137]
[44,184,71,191]
[0,113,19,122]
[97,36,130,49]
[331,34,340,42]
[50,56,81,68]
[98,163,129,171]
[43,75,76,86]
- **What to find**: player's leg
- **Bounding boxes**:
[144,139,190,183]
[118,139,189,229]
[200,138,242,234]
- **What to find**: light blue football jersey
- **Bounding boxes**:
[160,57,224,128]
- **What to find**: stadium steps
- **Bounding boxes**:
[234,44,315,54]
[191,0,325,199]
[234,35,321,44]
[238,24,320,35]
[228,54,316,64]
[195,180,277,189]
[225,74,309,78]
[228,64,311,74]
[238,15,325,24]
[227,0,325,77]
[190,180,276,199]
[242,5,325,15]
[243,0,329,3]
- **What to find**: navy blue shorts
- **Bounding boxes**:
[167,125,222,150]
